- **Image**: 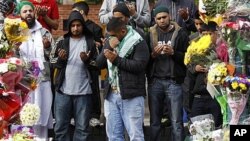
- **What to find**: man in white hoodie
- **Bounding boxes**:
[99,0,151,33]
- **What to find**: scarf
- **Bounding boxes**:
[19,20,45,70]
[107,26,142,88]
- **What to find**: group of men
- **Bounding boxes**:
[0,0,223,141]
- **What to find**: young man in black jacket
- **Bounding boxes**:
[96,17,149,141]
[52,11,97,141]
[72,1,103,127]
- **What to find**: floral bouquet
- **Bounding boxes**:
[188,114,215,140]
[19,103,40,126]
[184,35,213,66]
[0,103,39,140]
[2,125,35,141]
[207,62,231,126]
[4,16,29,44]
[21,60,42,91]
[198,0,226,25]
[0,16,29,59]
[199,0,228,18]
[207,62,228,85]
[223,76,250,125]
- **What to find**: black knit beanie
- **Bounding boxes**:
[154,6,169,17]
[113,2,130,18]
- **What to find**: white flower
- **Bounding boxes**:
[0,63,8,73]
[20,103,40,126]
[8,57,23,66]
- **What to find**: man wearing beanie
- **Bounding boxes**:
[147,5,189,141]
[99,0,151,33]
[112,2,145,39]
[16,1,55,140]
[154,0,197,35]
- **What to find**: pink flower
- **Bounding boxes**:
[8,57,23,66]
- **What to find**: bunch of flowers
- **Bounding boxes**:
[0,16,29,59]
[0,57,23,74]
[223,76,250,125]
[4,17,29,44]
[199,0,228,17]
[21,60,42,90]
[198,0,226,25]
[20,103,40,126]
[207,62,228,85]
[184,35,212,66]
[188,114,215,140]
[1,125,35,141]
[221,22,238,47]
[223,76,250,94]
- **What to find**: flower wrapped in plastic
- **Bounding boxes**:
[206,82,228,126]
[198,0,226,25]
[20,103,40,126]
[188,114,215,140]
[224,76,250,125]
[4,16,29,45]
[0,16,29,59]
[21,60,42,91]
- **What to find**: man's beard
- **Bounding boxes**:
[160,24,170,31]
[22,17,35,28]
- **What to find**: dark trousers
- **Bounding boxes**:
[182,70,196,118]
[191,95,223,127]
[90,70,101,119]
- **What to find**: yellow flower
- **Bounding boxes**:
[4,17,29,43]
[239,83,247,90]
[231,82,238,90]
[184,35,212,65]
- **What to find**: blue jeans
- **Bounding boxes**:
[54,92,92,141]
[148,78,184,141]
[104,91,145,141]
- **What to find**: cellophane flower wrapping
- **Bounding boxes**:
[188,114,215,140]
[4,17,29,44]
[226,88,249,125]
[206,83,229,126]
[223,76,250,125]
[21,60,42,91]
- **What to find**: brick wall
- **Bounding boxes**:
[52,4,103,39]
[52,3,154,39]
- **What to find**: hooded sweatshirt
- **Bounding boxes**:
[52,11,97,92]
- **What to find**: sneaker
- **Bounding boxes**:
[89,118,101,127]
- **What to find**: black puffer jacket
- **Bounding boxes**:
[96,34,150,99]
